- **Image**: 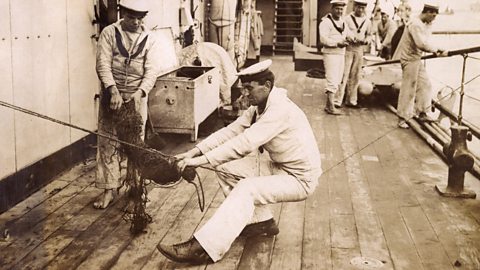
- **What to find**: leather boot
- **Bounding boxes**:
[324,93,343,115]
[240,218,280,237]
[157,237,212,265]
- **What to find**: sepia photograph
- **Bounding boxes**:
[1,0,479,269]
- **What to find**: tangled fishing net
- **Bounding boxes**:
[105,101,196,235]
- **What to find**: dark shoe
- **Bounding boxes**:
[324,107,343,115]
[240,218,280,237]
[345,103,359,108]
[157,237,212,265]
[417,113,435,122]
[325,93,343,115]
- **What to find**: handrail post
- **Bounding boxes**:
[457,54,468,125]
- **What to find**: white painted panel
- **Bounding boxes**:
[144,0,164,29]
[67,0,100,142]
[11,0,70,169]
[0,0,16,178]
[145,0,181,36]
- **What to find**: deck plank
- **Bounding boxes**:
[140,172,221,269]
[200,192,244,270]
[74,184,178,270]
[269,201,305,270]
[44,193,128,269]
[385,126,480,269]
[1,56,480,270]
[302,177,332,270]
[0,171,96,268]
[0,166,94,250]
[236,204,281,270]
[337,117,393,269]
[401,205,454,270]
[10,186,103,270]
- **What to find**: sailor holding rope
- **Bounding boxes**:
[94,0,160,209]
[156,60,322,264]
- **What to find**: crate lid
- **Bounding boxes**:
[150,27,179,75]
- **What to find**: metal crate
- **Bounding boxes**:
[148,66,220,141]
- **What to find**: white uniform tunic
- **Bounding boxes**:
[319,14,347,94]
[335,12,371,106]
[95,21,160,189]
[193,87,322,261]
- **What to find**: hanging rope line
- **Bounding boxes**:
[0,99,242,179]
[1,48,479,224]
[1,66,479,179]
[322,71,480,174]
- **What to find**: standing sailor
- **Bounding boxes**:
[94,0,160,208]
[319,0,349,115]
[393,1,448,128]
[376,8,397,60]
[334,0,371,108]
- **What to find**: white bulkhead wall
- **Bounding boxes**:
[0,0,15,179]
[0,0,205,180]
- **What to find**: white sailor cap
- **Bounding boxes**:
[119,0,149,14]
[353,0,368,6]
[379,3,394,16]
[423,0,439,11]
[236,59,273,83]
[330,0,347,6]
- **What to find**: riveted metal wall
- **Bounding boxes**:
[0,0,99,178]
[10,0,71,169]
[0,0,16,179]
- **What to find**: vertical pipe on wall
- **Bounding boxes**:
[107,0,118,24]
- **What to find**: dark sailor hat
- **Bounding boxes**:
[236,59,273,83]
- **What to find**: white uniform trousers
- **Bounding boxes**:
[397,60,432,120]
[194,151,312,262]
[323,53,345,94]
[95,92,148,189]
[335,48,363,106]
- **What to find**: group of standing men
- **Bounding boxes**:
[319,0,448,129]
[319,0,371,115]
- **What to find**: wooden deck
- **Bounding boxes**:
[1,56,480,270]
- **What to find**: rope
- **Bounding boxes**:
[0,99,242,179]
[465,93,480,104]
[0,100,171,159]
[318,69,480,176]
[467,55,480,61]
[1,64,479,199]
[188,170,205,212]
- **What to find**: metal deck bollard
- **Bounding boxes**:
[435,125,476,198]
